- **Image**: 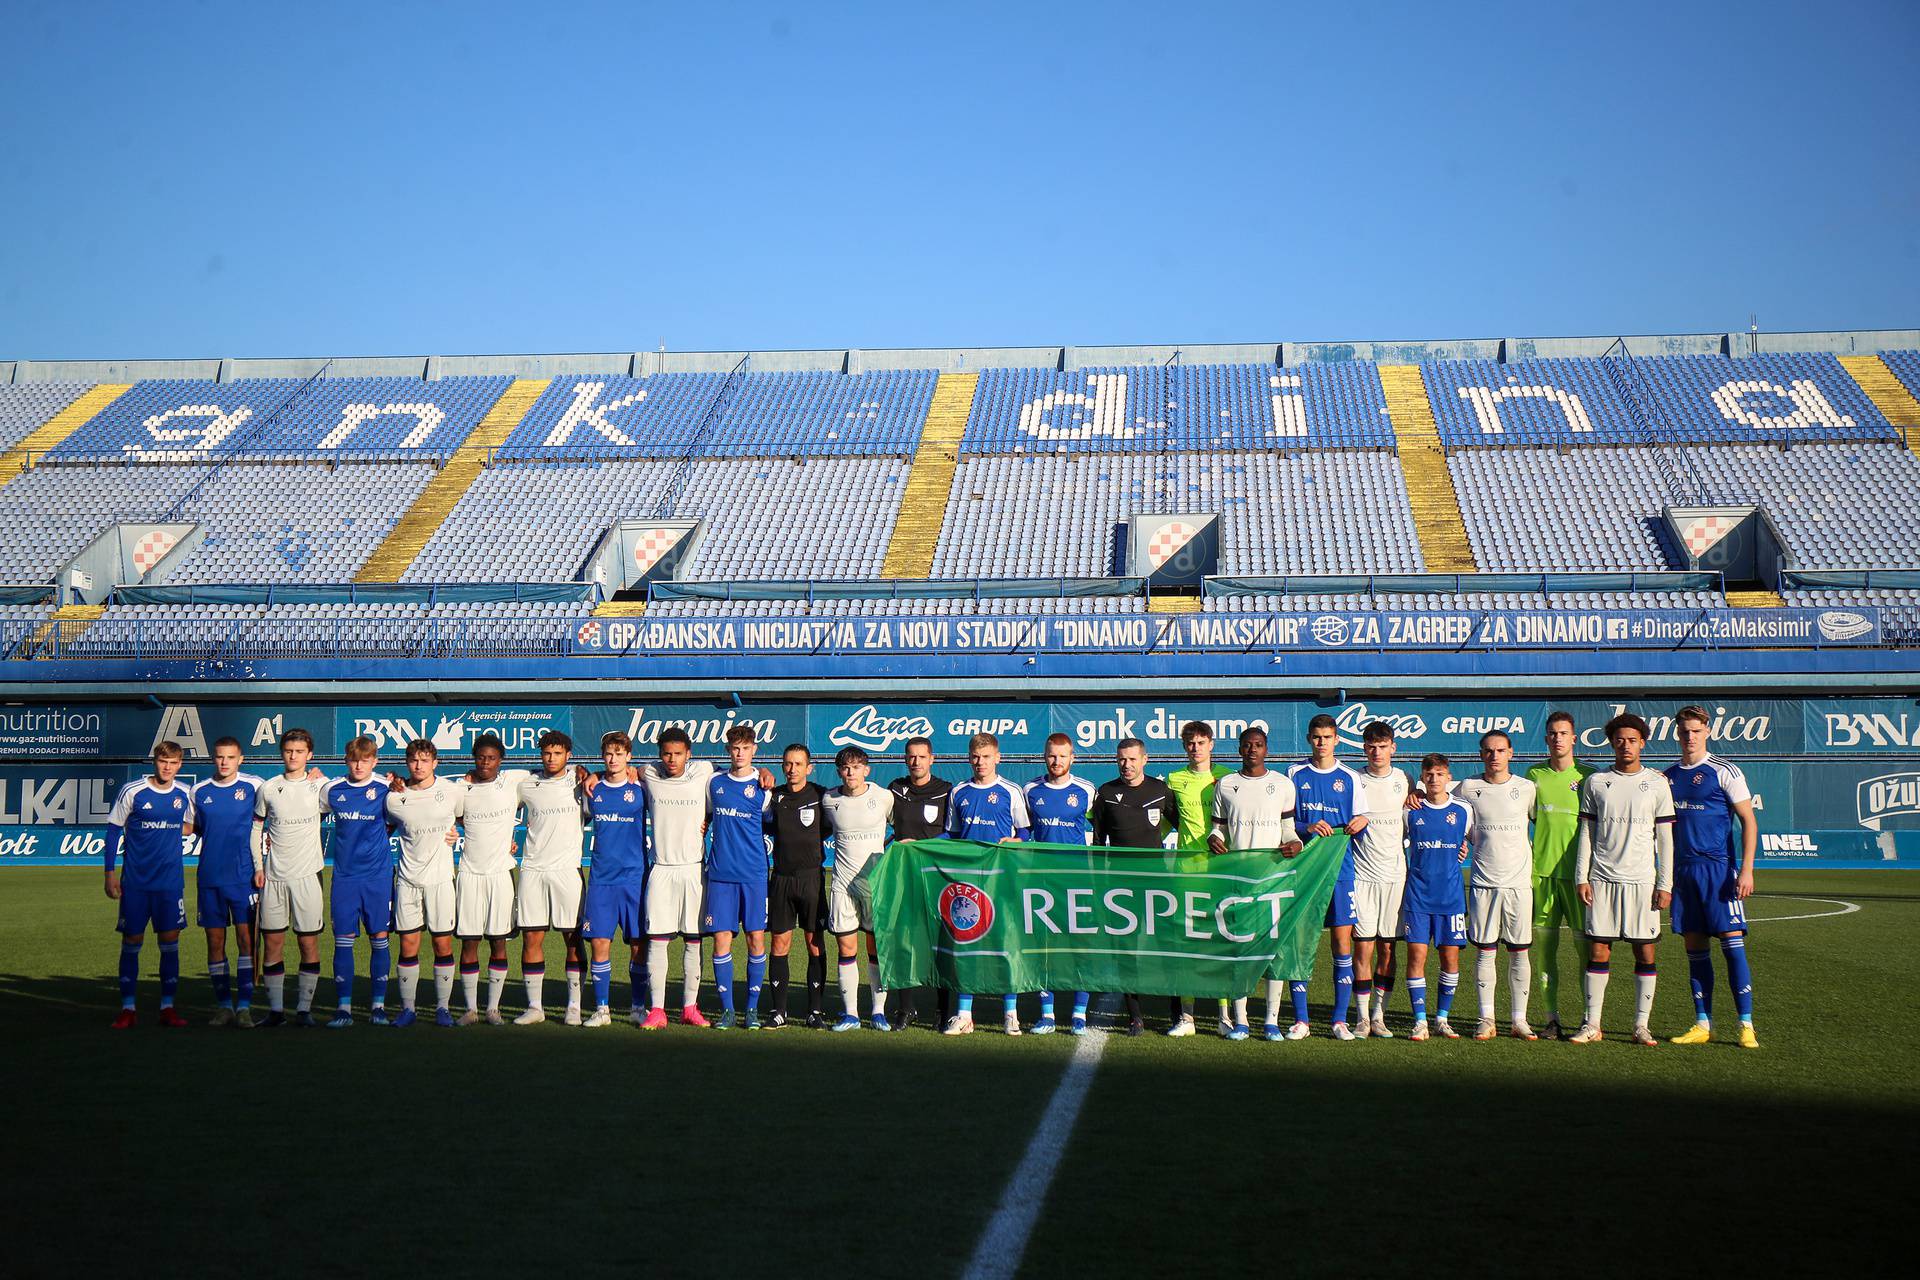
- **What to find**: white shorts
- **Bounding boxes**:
[828,856,877,935]
[516,867,583,932]
[260,874,324,934]
[645,864,704,937]
[456,870,516,939]
[395,877,456,935]
[1585,879,1659,943]
[1469,884,1533,947]
[1351,880,1405,940]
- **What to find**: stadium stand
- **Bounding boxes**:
[1694,443,1920,568]
[1450,448,1673,571]
[930,452,1422,578]
[1884,351,1920,402]
[0,463,203,581]
[0,383,96,453]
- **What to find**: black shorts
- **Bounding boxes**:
[768,871,825,935]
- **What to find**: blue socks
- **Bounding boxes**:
[157,941,179,1008]
[746,951,766,1011]
[591,959,613,1009]
[629,959,645,1011]
[1039,992,1054,1019]
[1073,991,1090,1018]
[209,958,230,1007]
[1437,971,1459,1019]
[118,941,141,1009]
[1408,977,1428,1023]
[1331,954,1354,1025]
[956,994,974,1016]
[236,954,254,1008]
[1290,980,1310,1023]
[1722,936,1754,1020]
[335,935,357,1009]
[715,949,736,1012]
[1687,946,1714,1021]
[369,937,390,1009]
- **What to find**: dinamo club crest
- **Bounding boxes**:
[938,882,995,943]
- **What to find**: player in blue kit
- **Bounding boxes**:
[104,740,192,1028]
[1402,754,1472,1042]
[580,731,648,1028]
[944,733,1032,1036]
[322,736,397,1028]
[1664,705,1761,1049]
[187,737,264,1027]
[1287,714,1369,1041]
[1024,733,1096,1033]
[704,725,772,1029]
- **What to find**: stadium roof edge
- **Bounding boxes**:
[8,328,1919,383]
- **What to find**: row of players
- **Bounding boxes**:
[101,708,1758,1047]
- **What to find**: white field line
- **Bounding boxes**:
[1743,894,1861,922]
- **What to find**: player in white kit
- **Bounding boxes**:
[822,745,896,1032]
[387,738,466,1028]
[1350,720,1412,1038]
[251,728,330,1027]
[643,728,713,1026]
[1453,731,1539,1041]
[1209,726,1300,1040]
[514,730,590,1024]
[453,734,525,1025]
[1572,713,1675,1047]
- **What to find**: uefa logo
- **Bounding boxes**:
[938,882,995,943]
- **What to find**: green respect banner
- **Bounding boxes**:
[871,834,1349,999]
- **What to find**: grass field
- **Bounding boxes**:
[6,868,1913,1277]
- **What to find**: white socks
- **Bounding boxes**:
[839,956,860,1014]
[401,962,420,1011]
[1634,968,1657,1029]
[433,960,453,1011]
[525,970,543,1011]
[648,939,670,1010]
[487,965,505,1014]
[567,967,581,1009]
[1476,947,1498,1020]
[1584,966,1608,1028]
[1264,979,1286,1025]
[1230,996,1248,1027]
[296,968,317,1013]
[681,940,702,1009]
[463,968,481,1012]
[266,972,286,1013]
[1509,950,1531,1024]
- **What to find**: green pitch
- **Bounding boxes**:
[6,869,1911,1277]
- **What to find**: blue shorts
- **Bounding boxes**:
[117,885,187,936]
[196,882,257,930]
[701,880,768,935]
[1324,875,1358,929]
[1671,861,1750,936]
[1401,908,1468,948]
[581,877,646,942]
[332,875,394,937]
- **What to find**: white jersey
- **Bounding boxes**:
[822,783,895,872]
[1351,768,1412,883]
[642,759,712,868]
[254,773,329,880]
[1455,774,1537,890]
[1575,767,1675,890]
[387,778,465,888]
[457,768,530,876]
[517,769,588,872]
[1211,770,1299,852]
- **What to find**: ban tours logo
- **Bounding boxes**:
[938,882,995,943]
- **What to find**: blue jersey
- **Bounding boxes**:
[189,773,263,889]
[1404,799,1472,915]
[707,771,771,884]
[1289,760,1362,878]
[105,777,191,891]
[1023,775,1095,845]
[587,775,649,882]
[1663,756,1751,865]
[947,778,1032,843]
[324,776,395,880]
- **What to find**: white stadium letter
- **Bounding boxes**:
[135,404,253,455]
[1019,373,1141,441]
[318,402,447,450]
[1458,385,1594,435]
[1269,374,1308,437]
[544,381,644,447]
[1711,379,1855,431]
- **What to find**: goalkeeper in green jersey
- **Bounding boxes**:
[1523,711,1594,1040]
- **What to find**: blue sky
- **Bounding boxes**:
[1,0,1915,360]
